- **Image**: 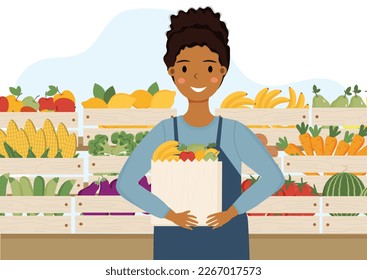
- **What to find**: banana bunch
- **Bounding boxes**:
[152,140,180,162]
[254,88,288,108]
[286,87,309,108]
[220,91,255,108]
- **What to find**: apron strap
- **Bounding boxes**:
[216,116,223,147]
[172,116,179,141]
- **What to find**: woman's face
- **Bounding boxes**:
[168,45,227,102]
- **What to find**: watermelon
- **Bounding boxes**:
[361,188,367,216]
[322,172,365,216]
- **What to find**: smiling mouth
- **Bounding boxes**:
[191,87,207,93]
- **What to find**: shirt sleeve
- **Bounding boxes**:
[116,121,171,218]
[232,121,285,215]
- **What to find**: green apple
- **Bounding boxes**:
[22,96,40,111]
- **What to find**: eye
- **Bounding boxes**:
[208,66,213,73]
[182,66,187,73]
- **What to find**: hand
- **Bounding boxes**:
[165,210,198,230]
[206,205,238,230]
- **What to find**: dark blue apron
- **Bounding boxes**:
[153,116,250,260]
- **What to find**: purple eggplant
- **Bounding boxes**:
[138,176,151,192]
[82,213,109,216]
[109,212,135,216]
[78,181,99,196]
[109,179,119,195]
[98,178,111,195]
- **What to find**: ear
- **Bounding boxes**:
[220,66,227,76]
[168,67,175,77]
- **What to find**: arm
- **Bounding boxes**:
[116,121,171,218]
[232,121,285,214]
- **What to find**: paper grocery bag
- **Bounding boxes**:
[151,160,222,226]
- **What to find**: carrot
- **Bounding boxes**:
[324,126,341,155]
[296,122,313,155]
[356,145,367,156]
[276,137,304,156]
[348,125,367,155]
[334,131,354,155]
[309,125,324,155]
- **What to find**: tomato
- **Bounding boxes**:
[242,176,265,216]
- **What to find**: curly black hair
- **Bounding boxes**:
[164,7,230,69]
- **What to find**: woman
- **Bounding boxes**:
[117,7,284,260]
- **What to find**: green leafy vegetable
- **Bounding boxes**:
[88,134,114,156]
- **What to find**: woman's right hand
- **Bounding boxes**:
[165,210,198,230]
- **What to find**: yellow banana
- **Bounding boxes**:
[152,140,179,162]
[254,88,269,108]
[159,147,181,161]
[287,87,297,108]
[227,97,255,108]
[268,97,289,108]
[262,89,282,108]
[204,148,220,156]
[220,91,248,108]
[295,93,305,108]
[165,155,180,162]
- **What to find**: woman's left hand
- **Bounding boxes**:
[206,205,238,229]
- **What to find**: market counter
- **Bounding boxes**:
[1,234,366,260]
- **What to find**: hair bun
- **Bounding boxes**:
[167,7,228,45]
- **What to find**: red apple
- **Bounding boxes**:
[20,106,37,112]
[38,97,55,111]
[54,98,75,112]
[179,151,195,161]
[0,96,9,112]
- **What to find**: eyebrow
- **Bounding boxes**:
[176,60,190,63]
[203,60,217,63]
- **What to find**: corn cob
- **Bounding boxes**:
[0,129,7,157]
[43,119,59,158]
[33,129,46,158]
[24,119,37,146]
[16,129,30,158]
[6,120,19,150]
[62,133,77,158]
[57,123,69,157]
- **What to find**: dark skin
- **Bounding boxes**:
[164,45,238,230]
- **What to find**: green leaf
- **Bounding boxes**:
[13,150,23,158]
[104,86,116,103]
[55,149,63,158]
[354,84,359,92]
[207,143,217,148]
[27,149,36,158]
[46,85,58,96]
[41,148,50,158]
[177,143,187,151]
[147,82,159,96]
[93,83,105,100]
[4,142,15,158]
[73,153,79,158]
[0,154,4,158]
[9,86,22,96]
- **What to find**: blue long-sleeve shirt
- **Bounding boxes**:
[117,115,284,218]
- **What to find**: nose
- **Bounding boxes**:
[194,73,198,79]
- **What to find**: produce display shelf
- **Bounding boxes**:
[1,196,366,234]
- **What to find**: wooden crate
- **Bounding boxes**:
[0,112,78,131]
[0,197,71,233]
[312,108,367,126]
[0,158,84,194]
[83,108,176,146]
[215,108,309,126]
